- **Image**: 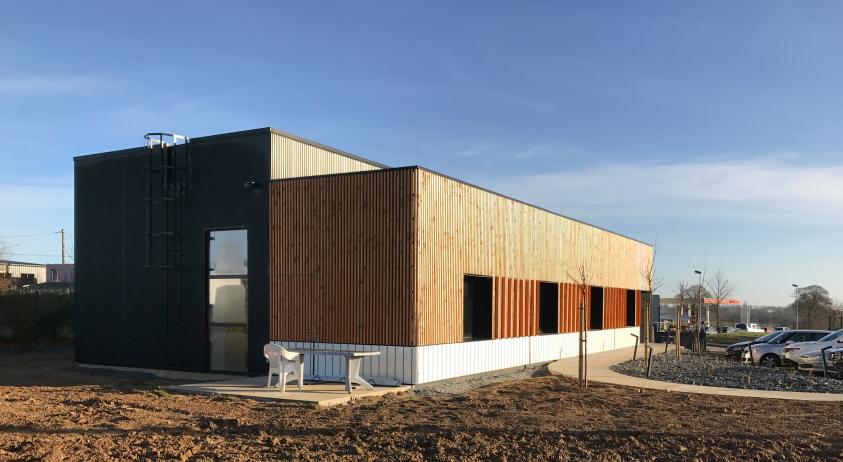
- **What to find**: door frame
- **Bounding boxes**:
[205,227,249,373]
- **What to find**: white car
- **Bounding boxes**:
[782,328,843,371]
[735,323,764,333]
[743,330,830,367]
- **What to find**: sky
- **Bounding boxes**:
[1,1,841,306]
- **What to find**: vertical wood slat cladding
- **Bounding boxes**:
[270,167,651,347]
[493,277,538,339]
[269,169,416,345]
[558,282,591,333]
[603,287,626,330]
[416,169,652,345]
[270,132,381,180]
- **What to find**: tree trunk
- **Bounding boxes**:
[714,304,720,330]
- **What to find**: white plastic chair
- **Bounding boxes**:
[263,343,303,393]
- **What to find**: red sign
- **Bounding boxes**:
[703,298,741,305]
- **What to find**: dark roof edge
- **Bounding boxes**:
[74,127,390,169]
[73,127,270,161]
[268,127,390,169]
[271,166,652,247]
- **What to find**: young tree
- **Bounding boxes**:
[568,263,594,389]
[706,269,735,330]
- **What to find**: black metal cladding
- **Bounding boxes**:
[74,130,270,374]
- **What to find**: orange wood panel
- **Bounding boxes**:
[269,169,416,345]
[491,277,539,339]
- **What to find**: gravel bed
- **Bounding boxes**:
[413,364,549,397]
[611,353,843,393]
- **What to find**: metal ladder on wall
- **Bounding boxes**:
[143,133,191,269]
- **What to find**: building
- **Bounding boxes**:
[46,264,75,283]
[0,260,47,286]
[74,128,652,384]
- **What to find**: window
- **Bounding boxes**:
[818,330,843,342]
[626,289,636,327]
[208,229,248,373]
[539,282,559,334]
[808,332,828,341]
[589,286,604,330]
[50,269,59,282]
[463,275,492,341]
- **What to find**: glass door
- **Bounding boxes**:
[207,229,248,372]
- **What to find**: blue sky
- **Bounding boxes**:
[1,1,841,306]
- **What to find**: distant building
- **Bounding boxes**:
[0,260,47,285]
[46,264,75,283]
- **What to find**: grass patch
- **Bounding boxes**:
[152,388,171,398]
[707,331,766,346]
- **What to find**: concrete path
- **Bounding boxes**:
[548,344,843,402]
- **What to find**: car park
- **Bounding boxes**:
[724,331,783,359]
[743,330,830,367]
[782,328,843,371]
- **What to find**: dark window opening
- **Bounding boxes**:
[626,289,636,327]
[464,275,493,341]
[539,282,559,334]
[589,286,604,330]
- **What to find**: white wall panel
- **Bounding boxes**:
[274,326,640,385]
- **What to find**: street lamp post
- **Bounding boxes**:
[792,284,799,329]
[694,270,702,353]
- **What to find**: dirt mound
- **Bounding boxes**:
[0,349,841,461]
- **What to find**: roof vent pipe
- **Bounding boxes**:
[144,132,190,148]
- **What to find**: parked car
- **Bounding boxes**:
[774,326,790,331]
[735,323,764,333]
[743,330,830,367]
[724,331,783,359]
[798,347,843,377]
[719,326,737,333]
[782,328,843,372]
[827,347,843,377]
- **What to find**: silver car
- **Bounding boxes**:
[783,328,843,370]
[799,347,843,376]
[743,330,830,367]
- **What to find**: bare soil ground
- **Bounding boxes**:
[1,348,841,462]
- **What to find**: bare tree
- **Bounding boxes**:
[638,244,661,346]
[795,285,833,329]
[706,269,735,330]
[0,238,9,260]
[568,263,594,389]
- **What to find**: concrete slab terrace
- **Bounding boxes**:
[548,344,843,402]
[165,376,411,407]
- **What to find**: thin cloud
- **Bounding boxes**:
[0,74,118,96]
[480,158,843,226]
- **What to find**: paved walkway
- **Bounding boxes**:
[548,344,843,402]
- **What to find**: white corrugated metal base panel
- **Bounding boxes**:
[274,327,639,385]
